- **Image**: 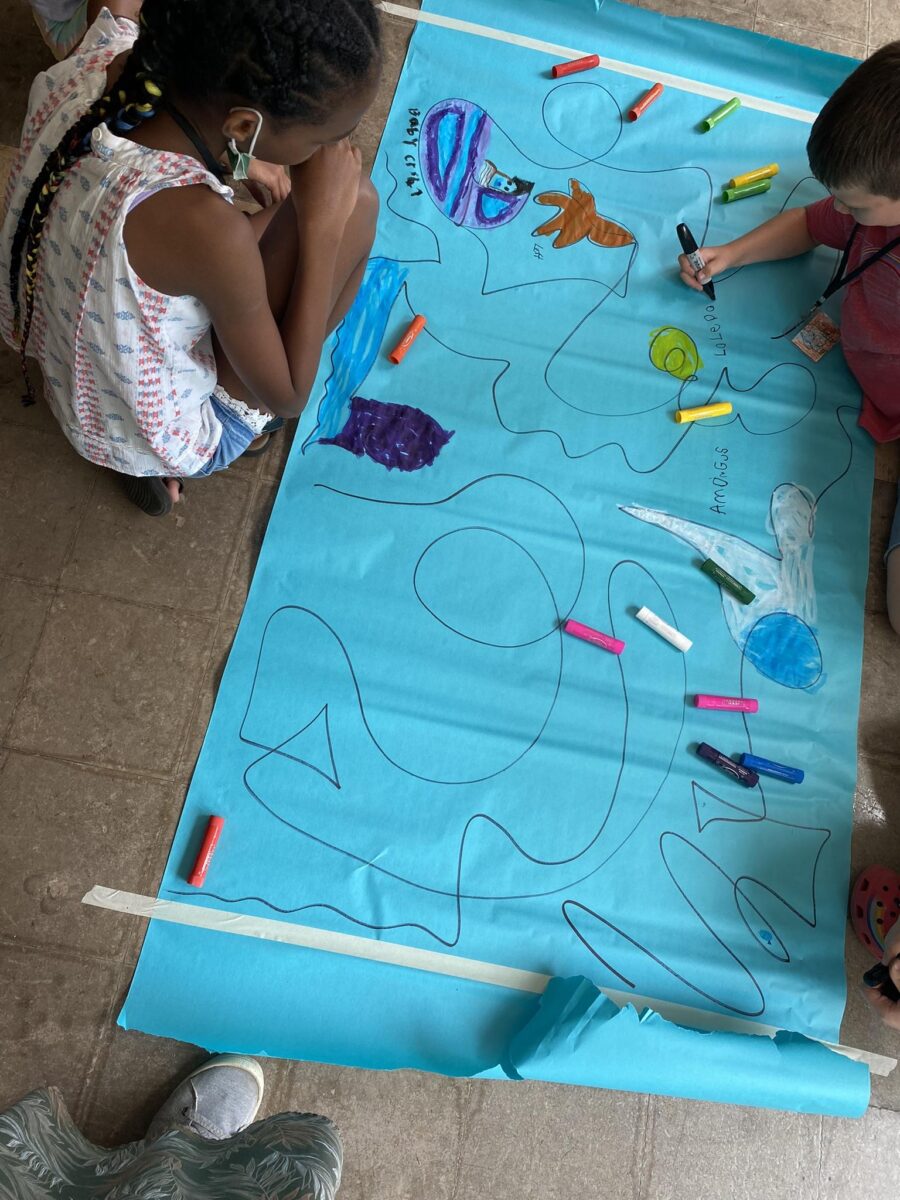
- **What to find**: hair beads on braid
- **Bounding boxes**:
[9,0,380,402]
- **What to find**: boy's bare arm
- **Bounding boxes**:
[678,207,818,292]
[87,0,142,26]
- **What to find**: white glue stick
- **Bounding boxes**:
[635,606,692,652]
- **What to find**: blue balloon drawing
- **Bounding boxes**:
[620,484,824,689]
[420,98,534,229]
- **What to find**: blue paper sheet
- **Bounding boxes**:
[121,0,874,1113]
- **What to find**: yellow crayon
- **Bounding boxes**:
[728,163,779,189]
[674,401,733,424]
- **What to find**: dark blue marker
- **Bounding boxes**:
[740,753,804,785]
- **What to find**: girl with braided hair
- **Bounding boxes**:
[1,0,381,515]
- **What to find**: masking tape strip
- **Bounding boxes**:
[85,885,896,1076]
[377,2,819,124]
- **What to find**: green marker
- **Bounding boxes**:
[722,178,772,203]
[700,96,741,132]
[700,558,756,604]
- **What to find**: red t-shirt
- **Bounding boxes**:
[805,197,900,443]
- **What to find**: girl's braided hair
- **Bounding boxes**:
[9,0,381,401]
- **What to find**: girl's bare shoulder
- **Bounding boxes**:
[123,184,255,297]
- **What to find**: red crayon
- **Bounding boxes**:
[389,314,426,364]
[628,82,664,122]
[188,816,225,888]
[551,53,600,79]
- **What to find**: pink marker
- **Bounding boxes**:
[695,694,759,713]
[564,618,625,655]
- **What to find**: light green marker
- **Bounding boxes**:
[700,96,741,132]
[722,178,772,203]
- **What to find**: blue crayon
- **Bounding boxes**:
[740,753,804,785]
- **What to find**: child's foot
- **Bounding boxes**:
[145,1054,265,1141]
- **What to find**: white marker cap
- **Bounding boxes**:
[635,606,692,653]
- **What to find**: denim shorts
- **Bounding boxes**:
[191,388,275,477]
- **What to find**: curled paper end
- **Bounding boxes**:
[505,977,870,1118]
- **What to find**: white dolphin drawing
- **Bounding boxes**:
[620,484,823,689]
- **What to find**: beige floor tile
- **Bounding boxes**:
[869,0,900,49]
[0,577,53,739]
[453,1078,646,1200]
[176,619,238,783]
[62,468,253,616]
[9,591,213,774]
[866,480,896,615]
[0,943,119,1116]
[0,422,96,585]
[643,1096,821,1199]
[0,753,181,960]
[857,614,900,761]
[0,347,61,436]
[754,16,865,56]
[756,0,868,45]
[0,2,52,146]
[223,475,280,624]
[633,0,755,25]
[819,1106,900,1200]
[272,1061,465,1200]
[80,1022,209,1146]
[875,442,900,485]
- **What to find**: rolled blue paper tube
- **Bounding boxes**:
[741,753,804,784]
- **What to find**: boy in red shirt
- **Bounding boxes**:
[678,42,900,634]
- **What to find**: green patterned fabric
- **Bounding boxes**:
[0,1088,342,1199]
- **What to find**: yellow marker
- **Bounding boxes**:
[728,163,779,189]
[674,402,733,424]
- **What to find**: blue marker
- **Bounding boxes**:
[740,753,804,785]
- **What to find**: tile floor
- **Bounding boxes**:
[1,2,899,1197]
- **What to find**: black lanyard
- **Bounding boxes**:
[774,223,900,338]
[819,222,900,303]
[165,102,227,182]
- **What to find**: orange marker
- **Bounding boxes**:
[551,53,600,79]
[389,314,426,364]
[628,82,664,122]
[188,815,224,888]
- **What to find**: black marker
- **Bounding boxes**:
[677,222,716,301]
[696,742,759,789]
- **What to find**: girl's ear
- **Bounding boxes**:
[223,109,263,145]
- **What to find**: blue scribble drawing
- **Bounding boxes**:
[321,396,454,471]
[302,257,407,450]
[620,484,823,689]
[420,99,534,229]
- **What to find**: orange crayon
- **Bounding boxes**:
[628,82,664,122]
[389,314,427,364]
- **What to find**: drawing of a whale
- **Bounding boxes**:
[420,99,534,230]
[620,484,823,689]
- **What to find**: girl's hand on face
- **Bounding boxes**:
[245,159,292,207]
[291,139,362,237]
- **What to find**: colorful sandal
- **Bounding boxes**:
[850,865,900,959]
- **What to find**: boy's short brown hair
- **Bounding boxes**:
[807,41,900,200]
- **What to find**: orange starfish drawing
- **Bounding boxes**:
[532,178,634,249]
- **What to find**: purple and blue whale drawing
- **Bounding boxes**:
[420,99,534,229]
